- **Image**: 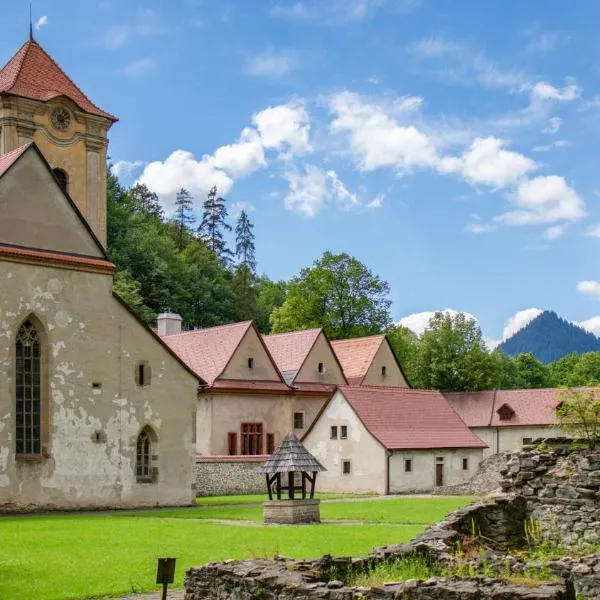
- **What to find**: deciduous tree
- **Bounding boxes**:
[556,388,600,449]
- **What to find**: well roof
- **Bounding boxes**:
[258,433,326,474]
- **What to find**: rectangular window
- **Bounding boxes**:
[404,459,412,472]
[267,433,275,454]
[330,425,338,440]
[241,423,263,455]
[381,366,387,376]
[318,362,324,373]
[138,364,145,386]
[227,432,237,456]
[293,412,305,429]
[462,458,468,470]
[247,357,254,369]
[340,425,348,439]
[342,460,351,475]
[522,437,533,446]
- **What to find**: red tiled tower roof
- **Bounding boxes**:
[0,38,116,121]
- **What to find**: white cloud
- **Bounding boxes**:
[439,137,536,188]
[252,102,311,156]
[581,96,600,111]
[329,91,438,172]
[110,160,147,179]
[34,16,48,30]
[230,201,256,218]
[533,140,570,152]
[577,281,600,298]
[525,31,565,53]
[585,224,600,238]
[283,165,360,217]
[121,58,155,77]
[502,308,543,340]
[498,175,585,225]
[245,48,297,79]
[366,195,384,209]
[397,308,477,337]
[577,317,600,337]
[104,9,161,49]
[543,117,562,134]
[544,224,567,241]
[528,81,580,102]
[212,128,266,177]
[465,223,496,234]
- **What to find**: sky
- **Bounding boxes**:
[3,0,600,346]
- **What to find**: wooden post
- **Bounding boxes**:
[310,471,317,499]
[276,473,281,500]
[288,471,294,499]
[266,474,273,500]
[301,472,306,499]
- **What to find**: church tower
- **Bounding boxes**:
[0,35,117,247]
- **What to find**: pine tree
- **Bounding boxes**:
[232,210,257,319]
[198,186,233,263]
[173,188,195,251]
[235,210,256,272]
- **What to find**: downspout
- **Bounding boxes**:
[489,388,499,454]
[386,450,391,495]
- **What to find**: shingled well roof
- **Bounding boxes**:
[258,433,326,474]
[338,386,487,450]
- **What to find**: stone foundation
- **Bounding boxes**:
[263,499,320,524]
[195,456,266,497]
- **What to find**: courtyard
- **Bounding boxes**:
[0,495,473,600]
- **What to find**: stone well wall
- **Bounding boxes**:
[195,456,266,497]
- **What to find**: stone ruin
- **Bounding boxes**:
[184,444,600,599]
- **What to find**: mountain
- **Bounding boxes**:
[497,310,600,364]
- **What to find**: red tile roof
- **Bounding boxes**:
[444,388,566,428]
[263,329,322,378]
[209,379,290,393]
[339,386,487,450]
[0,143,31,177]
[0,39,116,120]
[159,321,253,385]
[331,335,384,385]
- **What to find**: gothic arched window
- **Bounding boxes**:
[136,427,156,483]
[15,320,42,455]
[53,168,68,194]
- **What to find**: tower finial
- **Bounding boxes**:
[29,2,33,40]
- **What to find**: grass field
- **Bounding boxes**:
[0,496,474,600]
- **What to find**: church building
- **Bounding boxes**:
[0,36,201,511]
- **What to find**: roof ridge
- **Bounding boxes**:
[342,384,441,394]
[162,320,252,337]
[331,334,385,344]
[264,328,322,339]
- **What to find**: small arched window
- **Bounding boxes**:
[136,427,156,483]
[15,319,42,456]
[53,168,68,194]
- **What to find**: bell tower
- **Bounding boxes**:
[0,36,117,247]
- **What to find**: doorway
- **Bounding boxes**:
[435,457,444,486]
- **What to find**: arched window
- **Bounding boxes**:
[52,168,68,194]
[15,319,42,456]
[136,427,156,483]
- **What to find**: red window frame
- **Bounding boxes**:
[227,432,237,456]
[241,423,263,455]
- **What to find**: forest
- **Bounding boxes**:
[106,172,600,393]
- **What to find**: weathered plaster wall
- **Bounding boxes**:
[473,426,564,459]
[294,333,346,385]
[303,391,386,494]
[0,261,198,510]
[389,448,483,493]
[196,393,292,456]
[362,341,409,388]
[291,395,328,436]
[195,457,265,496]
[220,328,282,382]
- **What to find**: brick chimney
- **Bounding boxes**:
[157,313,182,336]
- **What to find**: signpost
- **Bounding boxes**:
[156,557,176,600]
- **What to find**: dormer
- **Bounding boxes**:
[497,403,515,421]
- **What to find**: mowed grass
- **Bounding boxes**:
[0,496,474,600]
[195,492,374,506]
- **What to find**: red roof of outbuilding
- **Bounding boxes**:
[331,335,384,385]
[337,386,487,450]
[263,329,322,378]
[444,388,565,428]
[160,321,254,385]
[0,143,31,177]
[0,38,116,121]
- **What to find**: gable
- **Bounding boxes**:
[0,146,103,257]
[220,326,283,382]
[362,340,409,387]
[295,331,347,384]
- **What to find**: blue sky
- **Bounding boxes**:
[3,0,600,345]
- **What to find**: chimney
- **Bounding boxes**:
[157,313,182,336]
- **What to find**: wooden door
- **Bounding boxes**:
[435,462,444,486]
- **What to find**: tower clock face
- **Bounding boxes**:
[51,107,71,132]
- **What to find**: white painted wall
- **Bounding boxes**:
[473,426,565,458]
[303,391,386,494]
[388,448,484,493]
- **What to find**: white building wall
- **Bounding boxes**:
[473,426,565,459]
[303,391,386,494]
[388,448,484,493]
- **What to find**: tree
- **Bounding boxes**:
[514,353,550,388]
[270,251,392,339]
[567,352,600,387]
[254,277,287,334]
[198,186,232,263]
[173,188,195,251]
[492,350,521,389]
[413,312,500,391]
[112,269,155,324]
[232,210,257,319]
[549,353,581,387]
[129,184,163,220]
[385,325,419,385]
[235,210,256,272]
[556,388,600,449]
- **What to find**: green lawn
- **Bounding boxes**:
[0,496,474,600]
[195,492,374,506]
